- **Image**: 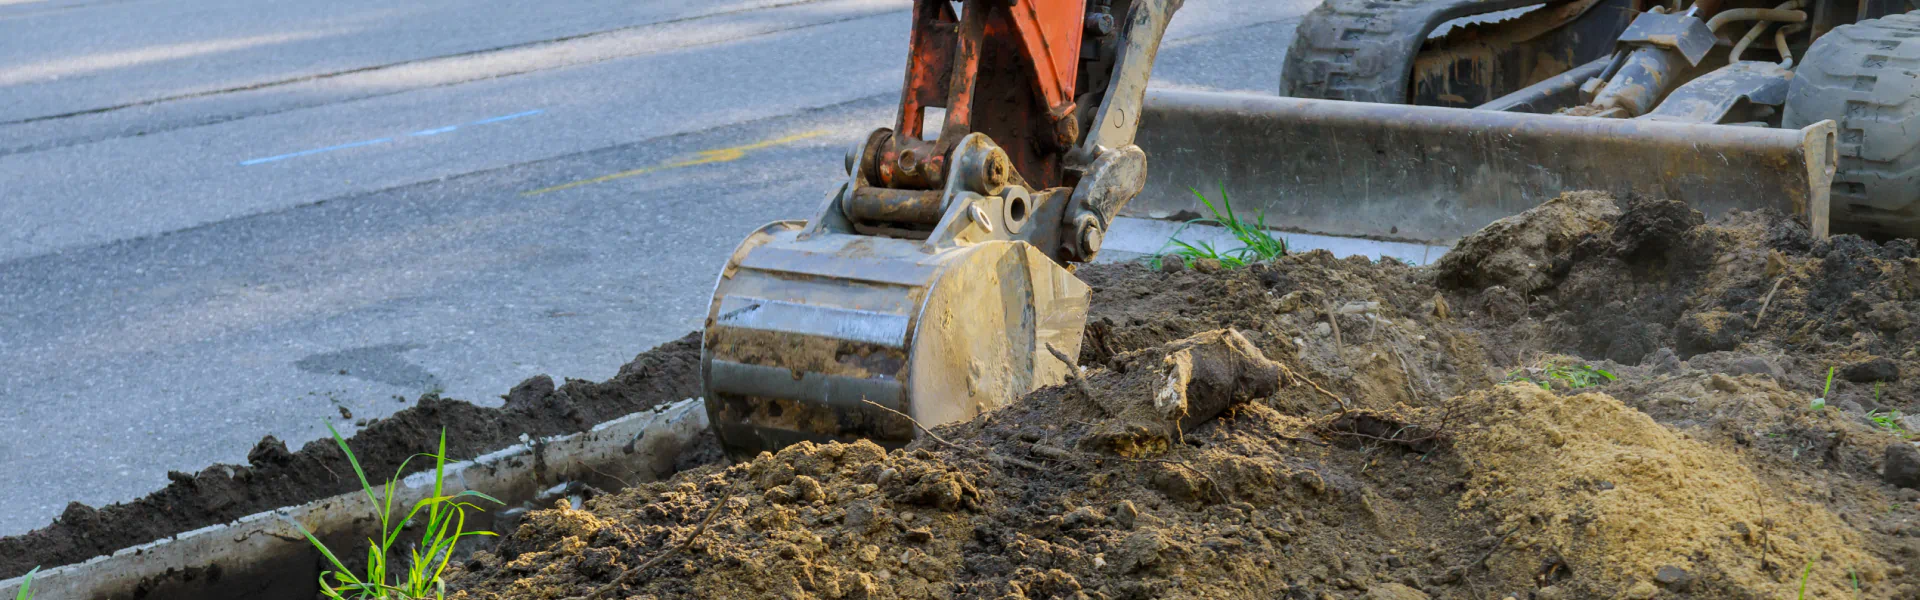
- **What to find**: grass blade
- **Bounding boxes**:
[14,567,36,600]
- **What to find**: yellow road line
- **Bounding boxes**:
[522,130,830,197]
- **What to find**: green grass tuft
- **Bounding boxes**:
[1504,363,1617,391]
[14,567,35,600]
[1812,366,1837,410]
[293,424,502,599]
[1154,185,1287,269]
[1799,557,1815,599]
[1871,410,1907,434]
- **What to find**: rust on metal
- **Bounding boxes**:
[846,187,947,225]
[1410,0,1633,108]
[702,0,1180,460]
[1131,89,1837,242]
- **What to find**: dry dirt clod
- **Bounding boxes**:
[1083,329,1284,454]
[1843,357,1900,382]
[1436,190,1619,294]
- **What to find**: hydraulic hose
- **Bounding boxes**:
[1775,21,1808,67]
[1719,0,1806,61]
[1707,6,1807,33]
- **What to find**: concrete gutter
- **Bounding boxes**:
[0,399,710,600]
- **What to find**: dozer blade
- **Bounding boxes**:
[1128,89,1840,243]
[701,221,1089,462]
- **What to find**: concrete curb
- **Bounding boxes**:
[0,398,710,600]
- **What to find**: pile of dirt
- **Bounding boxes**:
[0,333,712,580]
[446,192,1920,599]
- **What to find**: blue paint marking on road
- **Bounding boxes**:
[239,109,546,166]
[238,138,393,166]
[465,109,543,125]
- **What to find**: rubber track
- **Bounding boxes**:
[1783,12,1920,235]
[1281,0,1560,103]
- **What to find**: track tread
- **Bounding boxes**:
[1784,12,1920,234]
[1280,0,1531,102]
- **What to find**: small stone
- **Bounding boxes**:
[1159,257,1186,273]
[1193,257,1224,273]
[1111,500,1139,529]
[1654,565,1691,591]
[1885,443,1920,489]
[904,528,933,544]
[1276,291,1309,313]
[1845,357,1900,383]
[1724,356,1783,379]
[1534,585,1567,600]
[1313,322,1334,337]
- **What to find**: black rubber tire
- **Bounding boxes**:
[1280,0,1539,103]
[1783,12,1920,238]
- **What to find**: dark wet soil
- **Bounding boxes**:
[0,333,707,580]
[445,193,1920,600]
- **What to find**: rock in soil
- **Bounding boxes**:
[448,197,1920,600]
[1845,357,1901,383]
[1886,443,1920,490]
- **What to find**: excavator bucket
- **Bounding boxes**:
[699,0,1182,461]
[1128,89,1839,244]
[701,198,1091,461]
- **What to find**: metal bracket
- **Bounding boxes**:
[1640,61,1792,124]
[1617,11,1717,66]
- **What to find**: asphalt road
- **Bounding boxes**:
[0,0,1313,535]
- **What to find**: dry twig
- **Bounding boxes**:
[1755,276,1787,326]
[1326,300,1344,356]
[862,399,1045,471]
[1045,343,1100,407]
[1284,364,1350,412]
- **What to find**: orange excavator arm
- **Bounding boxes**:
[700,0,1181,459]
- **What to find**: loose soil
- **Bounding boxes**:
[447,193,1920,599]
[0,333,712,581]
